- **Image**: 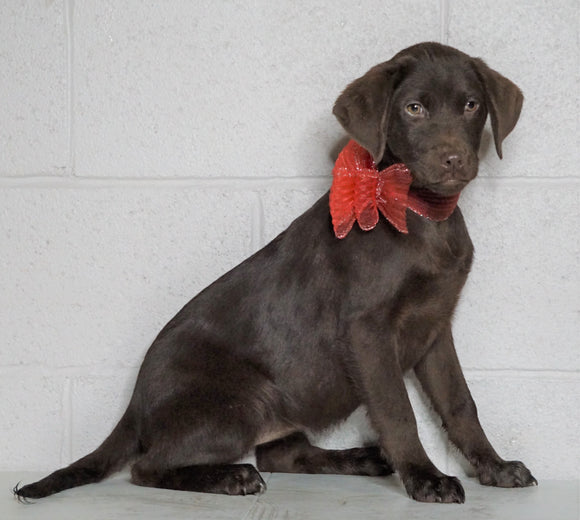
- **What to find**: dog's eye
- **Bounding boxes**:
[406,103,425,116]
[465,100,480,113]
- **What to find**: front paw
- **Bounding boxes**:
[478,460,537,488]
[403,467,465,504]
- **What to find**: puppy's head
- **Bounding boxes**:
[333,42,523,195]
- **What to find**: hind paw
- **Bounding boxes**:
[221,464,267,496]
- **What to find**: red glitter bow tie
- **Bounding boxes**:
[329,140,460,239]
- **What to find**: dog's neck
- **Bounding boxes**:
[329,140,460,239]
[376,145,401,171]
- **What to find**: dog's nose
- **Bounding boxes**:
[441,154,464,172]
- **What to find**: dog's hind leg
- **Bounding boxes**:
[129,401,268,495]
[129,403,269,496]
[256,432,393,476]
[132,462,266,495]
[128,360,282,496]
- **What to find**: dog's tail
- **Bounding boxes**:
[14,406,139,500]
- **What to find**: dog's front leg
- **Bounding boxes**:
[413,327,537,488]
[348,316,465,503]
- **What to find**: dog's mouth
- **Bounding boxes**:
[424,178,470,196]
[379,149,475,196]
[407,163,476,196]
[400,153,478,197]
[407,172,471,196]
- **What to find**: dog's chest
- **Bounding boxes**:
[388,217,473,369]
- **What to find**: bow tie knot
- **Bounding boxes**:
[329,140,460,239]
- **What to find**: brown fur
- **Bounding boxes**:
[15,42,535,504]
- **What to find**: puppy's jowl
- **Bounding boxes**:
[15,42,536,504]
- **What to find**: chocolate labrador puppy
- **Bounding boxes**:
[15,42,536,504]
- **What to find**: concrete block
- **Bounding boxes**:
[70,373,136,462]
[448,0,580,178]
[72,0,439,178]
[448,374,580,480]
[307,406,378,450]
[454,181,579,370]
[259,184,329,245]
[0,187,254,368]
[0,374,63,471]
[0,1,68,176]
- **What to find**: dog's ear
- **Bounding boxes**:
[332,57,411,163]
[472,58,524,159]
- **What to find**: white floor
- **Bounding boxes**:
[2,472,578,520]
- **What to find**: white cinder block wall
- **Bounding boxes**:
[1,0,578,481]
